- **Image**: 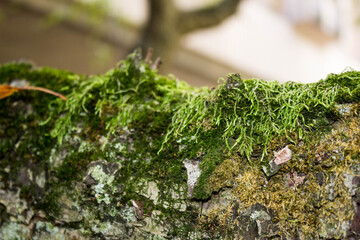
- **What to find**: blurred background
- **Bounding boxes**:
[1,0,360,87]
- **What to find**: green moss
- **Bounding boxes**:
[0,61,80,215]
[191,137,228,200]
[201,110,360,238]
[50,50,193,146]
[56,149,97,182]
[208,156,240,193]
[162,73,339,164]
[2,52,360,238]
[0,61,77,94]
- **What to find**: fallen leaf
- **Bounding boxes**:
[288,171,306,187]
[0,84,66,100]
[274,145,292,165]
[0,85,19,100]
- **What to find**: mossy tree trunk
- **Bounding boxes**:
[1,52,360,239]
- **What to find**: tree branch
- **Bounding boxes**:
[140,0,179,69]
[142,0,178,47]
[177,0,243,34]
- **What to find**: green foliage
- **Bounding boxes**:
[0,61,74,175]
[162,73,339,162]
[320,69,360,103]
[0,61,77,94]
[51,50,193,146]
[2,52,360,239]
[0,62,78,217]
[191,139,226,199]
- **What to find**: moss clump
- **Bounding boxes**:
[50,50,193,146]
[0,62,80,218]
[160,72,351,200]
[208,156,240,193]
[162,73,339,164]
[201,110,360,238]
[2,51,360,239]
[323,69,360,103]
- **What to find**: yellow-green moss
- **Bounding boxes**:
[2,52,360,239]
[200,111,360,238]
[208,157,240,193]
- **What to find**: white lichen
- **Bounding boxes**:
[35,171,46,189]
[0,222,29,240]
[183,159,202,197]
[88,164,117,204]
[136,181,160,204]
[0,189,28,222]
[250,210,271,222]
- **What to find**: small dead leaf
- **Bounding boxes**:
[288,171,306,188]
[0,85,19,100]
[0,84,66,100]
[274,145,292,165]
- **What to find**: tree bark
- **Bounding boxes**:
[178,0,243,34]
[140,0,180,69]
[140,0,244,70]
[1,53,360,239]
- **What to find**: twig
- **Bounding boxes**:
[145,48,153,64]
[152,57,162,70]
[21,85,67,100]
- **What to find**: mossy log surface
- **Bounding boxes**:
[1,52,360,239]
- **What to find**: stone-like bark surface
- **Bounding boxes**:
[1,52,360,239]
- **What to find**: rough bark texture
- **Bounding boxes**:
[1,52,360,239]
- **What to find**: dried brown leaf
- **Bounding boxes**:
[274,145,292,165]
[0,85,19,100]
[0,84,66,100]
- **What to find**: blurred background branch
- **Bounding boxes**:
[140,0,243,70]
[178,0,243,34]
[1,0,360,86]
